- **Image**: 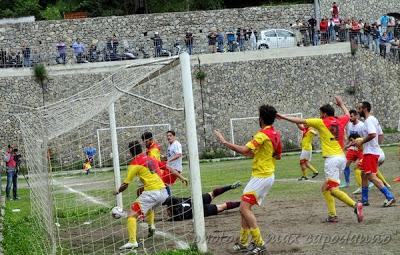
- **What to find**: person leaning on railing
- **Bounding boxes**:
[56,40,67,64]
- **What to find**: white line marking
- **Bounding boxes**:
[155,231,190,249]
[53,179,108,206]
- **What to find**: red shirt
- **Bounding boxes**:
[320,20,329,32]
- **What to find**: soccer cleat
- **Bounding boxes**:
[354,202,363,223]
[232,242,248,252]
[119,242,139,250]
[383,198,396,207]
[311,172,319,178]
[246,243,266,255]
[353,188,361,194]
[148,225,156,237]
[323,216,338,223]
[298,176,308,181]
[230,181,242,189]
[339,183,349,188]
[362,201,370,206]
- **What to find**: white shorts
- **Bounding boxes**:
[242,175,274,206]
[324,156,346,183]
[378,149,385,164]
[136,188,169,215]
[300,150,312,162]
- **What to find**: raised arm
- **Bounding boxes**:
[277,113,306,124]
[214,130,253,157]
[334,96,349,116]
[296,123,305,130]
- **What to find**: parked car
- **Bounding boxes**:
[257,29,297,49]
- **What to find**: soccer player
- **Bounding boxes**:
[162,181,242,221]
[342,110,365,188]
[355,101,395,207]
[164,130,183,194]
[297,123,319,180]
[82,159,91,175]
[83,143,97,165]
[141,131,161,161]
[112,141,188,250]
[214,104,282,254]
[278,96,363,223]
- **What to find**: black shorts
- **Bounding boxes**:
[202,193,218,217]
[202,193,212,205]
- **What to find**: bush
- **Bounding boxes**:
[200,148,229,159]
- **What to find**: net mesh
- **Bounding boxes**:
[13,57,197,254]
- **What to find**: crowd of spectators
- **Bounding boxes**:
[1,2,400,69]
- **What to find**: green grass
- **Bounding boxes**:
[2,189,51,255]
[3,146,399,254]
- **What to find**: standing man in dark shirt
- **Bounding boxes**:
[152,32,163,57]
[162,181,241,221]
[184,31,194,55]
[308,17,318,46]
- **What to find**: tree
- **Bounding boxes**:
[14,0,41,17]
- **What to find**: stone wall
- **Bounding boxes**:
[320,0,400,22]
[0,4,313,62]
[1,46,399,165]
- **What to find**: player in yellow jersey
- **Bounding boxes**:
[297,124,319,180]
[112,140,187,250]
[214,105,282,255]
[278,96,363,223]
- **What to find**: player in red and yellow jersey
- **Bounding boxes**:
[142,131,161,161]
[297,124,319,180]
[214,105,282,255]
[113,141,187,250]
[278,96,363,223]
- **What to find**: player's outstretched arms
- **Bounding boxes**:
[277,113,306,124]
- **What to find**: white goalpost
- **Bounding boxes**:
[96,123,171,168]
[230,113,303,156]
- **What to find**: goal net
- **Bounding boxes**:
[229,113,303,156]
[14,55,206,254]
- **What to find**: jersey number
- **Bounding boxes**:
[329,124,339,140]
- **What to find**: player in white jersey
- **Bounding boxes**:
[355,101,395,207]
[165,130,183,195]
[342,110,365,188]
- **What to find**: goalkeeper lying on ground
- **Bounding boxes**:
[162,181,242,221]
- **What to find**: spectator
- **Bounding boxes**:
[207,29,217,53]
[308,16,318,46]
[111,34,119,59]
[388,16,396,38]
[379,32,393,57]
[350,19,361,43]
[56,40,66,64]
[250,29,257,50]
[0,49,6,68]
[89,43,97,62]
[236,28,245,51]
[151,32,163,57]
[371,24,381,54]
[380,14,390,34]
[184,31,194,55]
[363,22,372,48]
[226,29,236,52]
[395,20,400,39]
[216,30,224,52]
[328,18,336,42]
[331,2,339,18]
[320,17,329,44]
[21,43,31,67]
[4,146,19,200]
[72,38,86,63]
